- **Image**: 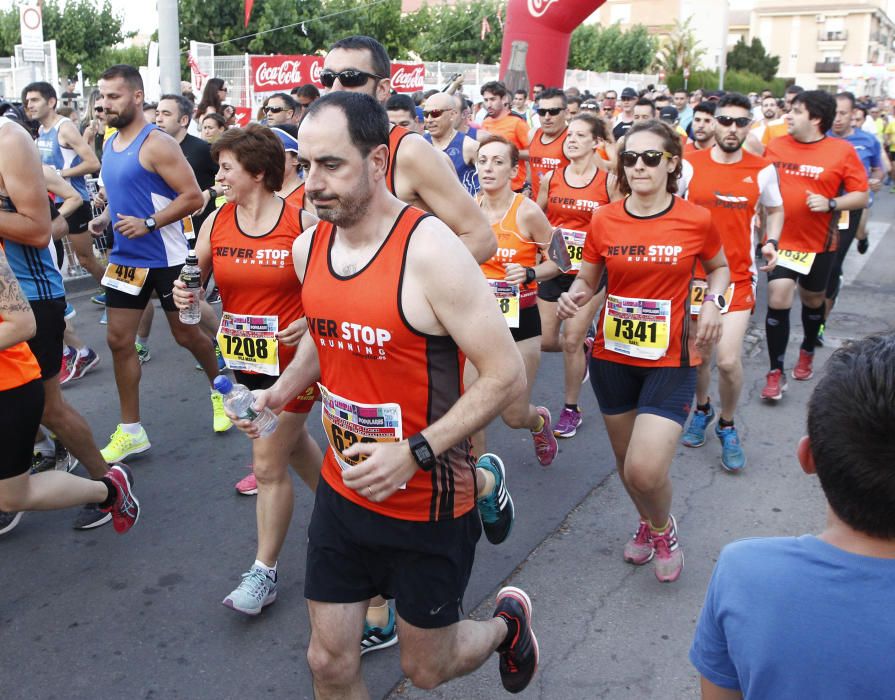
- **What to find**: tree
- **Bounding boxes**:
[654,17,705,74]
[410,1,504,64]
[726,37,779,82]
[0,0,127,80]
[569,24,657,73]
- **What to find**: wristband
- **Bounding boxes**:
[765,239,778,250]
[524,267,537,285]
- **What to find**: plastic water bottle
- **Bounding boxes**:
[213,375,278,437]
[179,251,202,325]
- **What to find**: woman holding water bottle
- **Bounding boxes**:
[173,124,322,616]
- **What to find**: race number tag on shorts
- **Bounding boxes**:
[488,279,520,328]
[776,250,816,275]
[561,229,587,272]
[101,263,148,295]
[318,384,402,473]
[690,280,735,315]
[837,210,850,231]
[603,294,671,361]
[216,312,279,375]
[182,216,196,241]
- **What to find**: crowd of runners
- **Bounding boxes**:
[1,32,892,698]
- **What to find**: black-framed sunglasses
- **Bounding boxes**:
[422,108,448,119]
[94,106,104,112]
[715,115,752,128]
[537,107,564,117]
[620,149,672,168]
[320,68,386,88]
[264,106,289,114]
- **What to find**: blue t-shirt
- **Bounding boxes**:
[690,535,895,699]
[828,128,881,176]
[424,130,479,196]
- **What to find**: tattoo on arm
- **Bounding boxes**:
[0,253,32,315]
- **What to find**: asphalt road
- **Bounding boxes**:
[2,193,893,699]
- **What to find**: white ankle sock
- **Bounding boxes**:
[254,560,277,581]
[120,422,142,435]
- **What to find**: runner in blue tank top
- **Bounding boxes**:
[24,81,104,283]
[423,92,480,196]
[0,114,118,531]
[87,64,226,463]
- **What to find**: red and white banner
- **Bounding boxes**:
[233,107,253,128]
[250,55,325,92]
[390,63,425,93]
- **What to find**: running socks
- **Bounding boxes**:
[98,478,116,508]
[766,307,790,371]
[254,560,277,582]
[564,403,579,412]
[719,417,734,428]
[800,304,825,352]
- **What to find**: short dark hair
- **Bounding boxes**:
[513,89,527,98]
[478,133,519,168]
[792,90,836,133]
[211,124,285,192]
[304,92,389,158]
[807,334,895,538]
[716,92,752,112]
[100,64,144,93]
[536,88,567,106]
[616,121,682,196]
[567,95,583,108]
[481,81,508,98]
[268,92,297,112]
[329,35,390,79]
[673,89,688,97]
[201,112,226,129]
[159,93,194,121]
[694,101,716,117]
[634,97,655,114]
[292,83,320,100]
[835,91,857,109]
[385,93,417,117]
[22,81,56,105]
[569,112,608,142]
[785,84,804,97]
[655,94,671,106]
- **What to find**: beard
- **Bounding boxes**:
[105,104,136,129]
[310,164,373,229]
[716,135,746,153]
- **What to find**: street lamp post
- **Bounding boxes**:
[157,0,180,95]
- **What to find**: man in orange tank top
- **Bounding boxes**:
[232,92,540,696]
[319,36,495,264]
[527,88,570,201]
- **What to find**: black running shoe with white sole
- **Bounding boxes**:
[494,586,538,694]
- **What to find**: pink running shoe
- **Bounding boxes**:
[100,464,140,534]
[235,468,258,496]
[58,346,77,385]
[652,514,684,583]
[553,407,582,438]
[532,407,558,466]
[623,520,654,565]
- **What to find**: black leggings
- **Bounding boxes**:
[0,379,44,480]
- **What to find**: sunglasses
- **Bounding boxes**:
[715,115,752,128]
[320,69,385,88]
[620,150,673,168]
[537,107,564,117]
[422,109,449,119]
[264,106,289,114]
[94,106,103,112]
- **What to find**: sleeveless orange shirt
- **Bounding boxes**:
[282,183,305,210]
[479,193,539,308]
[210,200,306,370]
[303,206,476,522]
[386,125,413,197]
[0,331,41,391]
[529,127,569,201]
[546,166,610,275]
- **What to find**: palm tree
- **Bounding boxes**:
[654,17,706,74]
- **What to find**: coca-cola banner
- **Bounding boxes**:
[250,54,325,92]
[390,63,425,93]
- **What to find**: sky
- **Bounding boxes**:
[0,1,159,35]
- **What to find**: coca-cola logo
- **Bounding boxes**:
[254,59,302,89]
[527,0,558,18]
[391,65,425,92]
[309,60,324,84]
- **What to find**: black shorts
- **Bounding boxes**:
[511,305,541,343]
[767,250,837,294]
[27,298,66,380]
[64,201,93,234]
[589,358,697,426]
[104,264,182,312]
[0,379,45,480]
[305,477,481,629]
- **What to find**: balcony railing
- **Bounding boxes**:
[815,61,841,73]
[818,30,848,41]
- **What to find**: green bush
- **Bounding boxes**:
[664,69,789,96]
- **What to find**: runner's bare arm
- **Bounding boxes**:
[696,249,730,348]
[399,135,496,263]
[505,198,559,284]
[43,165,82,220]
[0,122,51,247]
[806,189,868,213]
[341,219,524,500]
[536,171,552,211]
[557,260,605,320]
[760,205,783,271]
[462,134,480,166]
[0,248,36,351]
[699,676,743,700]
[57,120,100,178]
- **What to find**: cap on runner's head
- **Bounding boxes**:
[270,126,298,153]
[659,106,679,123]
[621,87,638,100]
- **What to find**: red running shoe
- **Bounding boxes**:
[760,369,787,401]
[101,464,140,534]
[792,349,814,381]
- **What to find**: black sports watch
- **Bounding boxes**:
[144,216,157,231]
[827,198,837,211]
[408,433,436,471]
[524,267,537,285]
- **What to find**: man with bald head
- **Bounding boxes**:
[423,91,480,195]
